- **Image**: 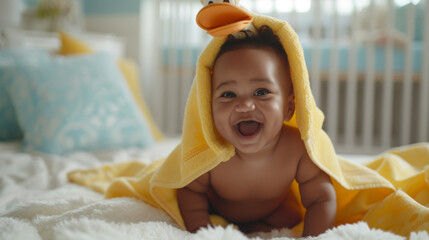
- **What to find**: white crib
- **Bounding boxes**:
[140,0,429,154]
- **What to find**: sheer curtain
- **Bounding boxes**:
[140,0,209,137]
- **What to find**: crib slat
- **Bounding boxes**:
[362,0,377,151]
[310,0,322,105]
[290,0,298,31]
[158,0,168,132]
[400,3,415,146]
[344,0,359,149]
[381,0,395,149]
[326,0,340,144]
[419,0,429,142]
[165,0,180,136]
[163,0,171,134]
[174,0,187,135]
[272,0,279,18]
[179,0,194,135]
[140,0,163,131]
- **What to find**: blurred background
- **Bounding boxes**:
[0,0,427,154]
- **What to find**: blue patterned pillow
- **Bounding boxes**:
[0,49,50,141]
[0,88,22,140]
[4,52,155,154]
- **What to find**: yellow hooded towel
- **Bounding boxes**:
[68,14,429,236]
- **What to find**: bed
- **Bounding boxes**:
[2,140,428,240]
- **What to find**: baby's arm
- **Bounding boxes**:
[296,152,336,237]
[177,172,212,233]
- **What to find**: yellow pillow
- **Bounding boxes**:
[117,59,164,141]
[58,31,93,55]
[57,31,164,141]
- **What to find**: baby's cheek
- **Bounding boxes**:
[264,101,283,113]
[212,107,230,133]
[263,101,287,123]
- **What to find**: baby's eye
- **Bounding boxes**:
[254,88,270,96]
[201,0,224,6]
[220,91,236,98]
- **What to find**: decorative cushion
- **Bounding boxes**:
[4,52,155,154]
[58,31,164,141]
[0,49,50,141]
[0,88,22,140]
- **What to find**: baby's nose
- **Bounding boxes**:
[235,98,255,112]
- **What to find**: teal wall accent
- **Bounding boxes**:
[22,0,141,15]
[83,0,141,15]
[23,0,38,7]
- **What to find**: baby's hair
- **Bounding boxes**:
[214,25,289,67]
[213,25,292,93]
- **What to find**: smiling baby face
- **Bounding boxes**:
[211,46,294,154]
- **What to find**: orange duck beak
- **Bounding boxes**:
[196,2,253,37]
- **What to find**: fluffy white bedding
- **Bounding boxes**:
[1,140,428,240]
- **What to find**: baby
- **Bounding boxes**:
[177,26,336,237]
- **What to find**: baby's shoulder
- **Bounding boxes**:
[282,124,300,135]
[279,125,306,153]
[281,125,303,141]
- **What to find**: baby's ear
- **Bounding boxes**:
[285,94,296,121]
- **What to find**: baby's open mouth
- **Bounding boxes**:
[237,121,261,136]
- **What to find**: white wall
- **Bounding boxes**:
[84,15,140,62]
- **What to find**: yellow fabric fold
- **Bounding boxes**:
[68,14,429,236]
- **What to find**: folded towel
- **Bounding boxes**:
[68,14,429,236]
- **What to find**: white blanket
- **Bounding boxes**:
[1,140,428,240]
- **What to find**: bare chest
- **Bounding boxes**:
[209,157,297,201]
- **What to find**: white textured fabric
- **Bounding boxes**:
[1,140,427,240]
